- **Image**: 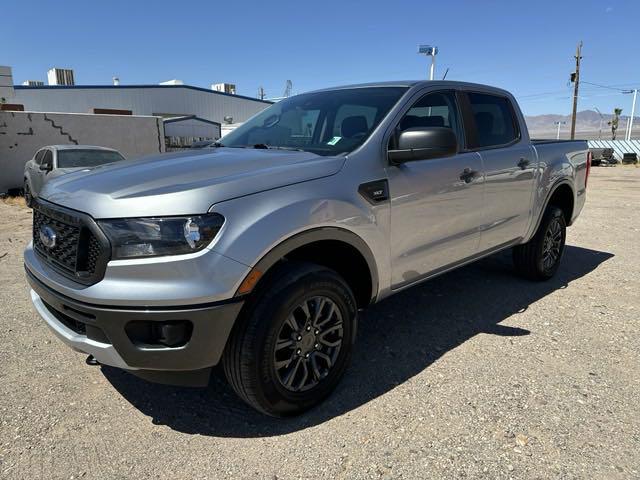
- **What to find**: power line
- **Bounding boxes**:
[518,88,572,99]
[581,81,627,92]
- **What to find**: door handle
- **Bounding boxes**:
[517,158,530,170]
[459,168,478,183]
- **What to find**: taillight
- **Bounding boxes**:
[585,151,592,188]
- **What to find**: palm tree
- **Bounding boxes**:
[608,108,623,140]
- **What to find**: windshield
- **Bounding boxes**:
[221,87,408,156]
[57,150,125,168]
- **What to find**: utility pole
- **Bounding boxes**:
[430,54,436,81]
[554,121,566,140]
[418,45,438,80]
[258,86,265,100]
[594,107,603,140]
[625,88,637,141]
[283,80,293,98]
[570,41,583,140]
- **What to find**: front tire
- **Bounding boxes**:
[222,262,357,416]
[513,205,566,280]
[23,180,33,208]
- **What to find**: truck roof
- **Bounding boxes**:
[311,80,514,97]
[44,145,120,152]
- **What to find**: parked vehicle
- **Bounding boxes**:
[190,140,216,149]
[23,145,126,206]
[589,147,615,166]
[24,81,590,416]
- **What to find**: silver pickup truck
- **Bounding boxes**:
[24,81,590,416]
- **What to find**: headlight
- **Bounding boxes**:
[98,213,224,259]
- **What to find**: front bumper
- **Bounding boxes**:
[26,267,243,382]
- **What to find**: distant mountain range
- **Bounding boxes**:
[525,109,638,135]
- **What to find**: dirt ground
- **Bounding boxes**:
[0,167,638,479]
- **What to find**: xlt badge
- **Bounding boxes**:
[358,180,389,204]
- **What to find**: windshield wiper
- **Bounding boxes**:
[252,144,305,152]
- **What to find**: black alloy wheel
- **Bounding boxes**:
[273,296,344,392]
[513,205,566,280]
[223,262,357,416]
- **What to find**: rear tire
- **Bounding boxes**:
[222,262,357,416]
[513,205,566,280]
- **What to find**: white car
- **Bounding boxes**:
[23,145,125,206]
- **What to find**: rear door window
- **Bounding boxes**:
[467,92,519,148]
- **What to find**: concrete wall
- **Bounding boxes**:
[0,111,164,193]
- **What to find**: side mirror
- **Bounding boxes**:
[388,127,458,164]
[40,162,52,172]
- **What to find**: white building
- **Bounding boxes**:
[0,66,15,101]
[47,67,75,86]
[10,83,271,125]
[159,79,184,86]
[212,83,236,95]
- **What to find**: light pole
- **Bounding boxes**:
[418,45,438,80]
[554,121,566,140]
[623,89,638,141]
[594,107,603,140]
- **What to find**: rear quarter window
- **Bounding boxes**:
[468,92,519,148]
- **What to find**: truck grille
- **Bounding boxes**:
[33,201,110,285]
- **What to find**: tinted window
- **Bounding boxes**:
[333,104,377,137]
[393,91,462,149]
[34,150,46,164]
[41,150,53,166]
[57,150,125,168]
[221,87,408,156]
[468,92,518,148]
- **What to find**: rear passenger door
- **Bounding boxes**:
[388,90,485,288]
[464,92,536,251]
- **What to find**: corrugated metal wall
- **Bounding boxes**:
[12,86,270,126]
[588,139,640,160]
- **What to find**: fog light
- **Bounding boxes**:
[125,320,193,348]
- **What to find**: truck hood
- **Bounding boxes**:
[40,148,345,218]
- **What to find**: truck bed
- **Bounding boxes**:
[531,139,588,145]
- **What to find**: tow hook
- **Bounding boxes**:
[85,355,100,366]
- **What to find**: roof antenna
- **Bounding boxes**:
[442,68,449,80]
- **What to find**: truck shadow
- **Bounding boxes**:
[102,244,613,438]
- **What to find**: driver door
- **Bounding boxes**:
[26,149,44,186]
[32,149,52,195]
[387,90,485,288]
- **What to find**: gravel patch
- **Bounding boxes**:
[1,167,638,479]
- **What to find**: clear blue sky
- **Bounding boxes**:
[3,0,639,116]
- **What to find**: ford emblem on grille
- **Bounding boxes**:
[39,225,57,249]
